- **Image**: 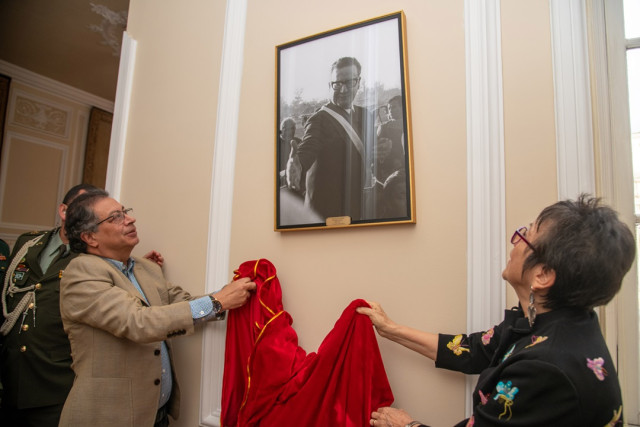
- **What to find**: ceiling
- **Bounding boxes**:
[0,0,130,102]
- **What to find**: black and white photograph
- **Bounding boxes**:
[275,11,415,231]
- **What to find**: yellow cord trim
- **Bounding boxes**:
[259,298,276,316]
[252,259,261,277]
[235,259,287,417]
[239,310,286,412]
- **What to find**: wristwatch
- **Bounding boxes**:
[209,295,224,316]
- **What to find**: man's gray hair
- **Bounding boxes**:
[65,190,109,253]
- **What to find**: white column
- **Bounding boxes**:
[464,0,506,417]
[199,0,248,425]
[105,31,137,200]
[550,0,595,199]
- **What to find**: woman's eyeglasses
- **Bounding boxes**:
[511,226,536,252]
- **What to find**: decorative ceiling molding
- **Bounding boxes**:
[0,60,114,112]
[89,2,128,57]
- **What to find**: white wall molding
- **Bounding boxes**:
[200,1,248,425]
[549,0,596,199]
[464,0,506,417]
[105,31,137,200]
[0,60,114,113]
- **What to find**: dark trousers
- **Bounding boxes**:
[0,403,64,427]
[154,404,169,427]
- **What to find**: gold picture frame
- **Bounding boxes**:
[275,11,415,231]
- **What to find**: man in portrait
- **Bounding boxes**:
[286,56,377,222]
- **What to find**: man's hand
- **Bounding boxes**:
[286,141,302,190]
[212,277,256,311]
[143,250,164,267]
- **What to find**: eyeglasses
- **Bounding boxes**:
[511,226,536,252]
[330,78,360,90]
[96,208,133,226]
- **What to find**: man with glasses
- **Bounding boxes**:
[57,190,255,427]
[286,56,376,222]
[0,185,166,427]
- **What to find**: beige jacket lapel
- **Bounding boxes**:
[101,257,150,306]
[131,258,162,307]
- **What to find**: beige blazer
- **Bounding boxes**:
[59,254,198,427]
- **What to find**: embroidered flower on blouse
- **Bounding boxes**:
[586,357,608,381]
[481,328,494,345]
[525,335,548,348]
[447,334,470,356]
[494,381,519,420]
[478,390,489,405]
[466,415,475,427]
[605,405,623,426]
[501,344,515,362]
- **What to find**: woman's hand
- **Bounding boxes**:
[370,407,413,427]
[356,301,395,338]
[357,300,439,361]
[143,250,164,267]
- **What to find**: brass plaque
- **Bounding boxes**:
[325,216,352,226]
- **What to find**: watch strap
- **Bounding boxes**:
[209,295,226,320]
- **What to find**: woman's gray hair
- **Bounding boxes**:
[523,194,635,310]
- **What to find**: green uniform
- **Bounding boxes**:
[0,239,9,285]
[0,229,77,426]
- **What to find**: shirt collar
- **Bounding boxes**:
[48,228,68,256]
[505,305,591,334]
[329,101,352,115]
[105,257,135,275]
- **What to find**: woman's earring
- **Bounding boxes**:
[528,286,537,328]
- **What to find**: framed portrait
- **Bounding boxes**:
[275,11,415,231]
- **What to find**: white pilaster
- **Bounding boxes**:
[199,1,248,425]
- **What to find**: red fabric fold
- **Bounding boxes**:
[221,259,394,426]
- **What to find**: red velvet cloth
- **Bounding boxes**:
[221,259,394,426]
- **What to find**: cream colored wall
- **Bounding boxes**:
[501,0,558,308]
[232,2,467,426]
[122,1,558,426]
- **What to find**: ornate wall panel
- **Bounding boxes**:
[10,92,72,139]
